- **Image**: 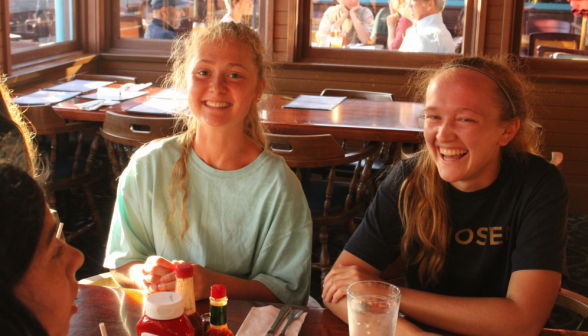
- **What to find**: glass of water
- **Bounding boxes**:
[347,281,401,336]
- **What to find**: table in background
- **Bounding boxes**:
[15,82,424,143]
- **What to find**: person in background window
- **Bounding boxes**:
[317,0,374,46]
[220,0,253,23]
[322,56,567,335]
[145,0,191,39]
[398,0,454,53]
[0,163,85,336]
[379,0,413,50]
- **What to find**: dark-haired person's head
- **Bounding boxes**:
[152,0,191,29]
[0,163,84,336]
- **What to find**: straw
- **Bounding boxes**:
[99,323,108,336]
[55,222,64,240]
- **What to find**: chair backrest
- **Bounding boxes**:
[120,15,144,38]
[526,19,571,34]
[320,89,393,102]
[529,33,580,57]
[553,288,588,331]
[553,53,588,60]
[72,74,137,84]
[100,111,177,147]
[267,133,381,168]
[538,46,588,58]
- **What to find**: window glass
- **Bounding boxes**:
[520,1,587,59]
[310,0,463,54]
[119,0,260,40]
[9,0,75,54]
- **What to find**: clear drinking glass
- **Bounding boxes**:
[347,281,401,336]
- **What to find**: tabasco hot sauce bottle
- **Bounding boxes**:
[175,263,204,336]
[204,285,234,336]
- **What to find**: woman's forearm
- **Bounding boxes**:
[398,275,558,336]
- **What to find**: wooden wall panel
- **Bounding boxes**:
[0,0,9,75]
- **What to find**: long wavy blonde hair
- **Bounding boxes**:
[162,22,272,239]
[400,56,540,287]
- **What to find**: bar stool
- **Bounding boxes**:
[23,105,105,242]
[266,133,381,282]
[99,111,178,178]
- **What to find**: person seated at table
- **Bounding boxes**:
[316,0,374,46]
[322,56,568,336]
[0,163,85,336]
[398,0,454,53]
[104,22,312,306]
[145,0,191,39]
[220,0,253,23]
[379,0,413,50]
[0,77,36,176]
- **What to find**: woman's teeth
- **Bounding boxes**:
[204,101,230,108]
[439,148,468,160]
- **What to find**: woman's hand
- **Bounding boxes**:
[387,9,399,27]
[159,263,216,300]
[322,264,381,304]
[130,256,175,293]
[349,5,361,19]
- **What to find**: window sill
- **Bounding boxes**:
[7,52,99,89]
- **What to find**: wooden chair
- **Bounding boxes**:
[550,288,588,331]
[23,106,105,242]
[529,33,581,57]
[100,111,177,178]
[320,89,397,166]
[71,74,137,84]
[120,15,144,38]
[526,19,571,34]
[266,133,381,282]
[320,88,393,102]
[537,46,588,58]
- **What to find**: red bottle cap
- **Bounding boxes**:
[175,263,193,278]
[210,284,226,299]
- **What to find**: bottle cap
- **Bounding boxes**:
[210,284,226,299]
[175,263,193,278]
[145,292,185,320]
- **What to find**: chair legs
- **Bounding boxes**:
[319,225,330,284]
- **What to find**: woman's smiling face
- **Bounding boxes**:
[186,40,264,132]
[423,68,519,192]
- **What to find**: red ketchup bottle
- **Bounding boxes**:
[175,263,204,336]
[203,285,234,336]
[136,292,195,336]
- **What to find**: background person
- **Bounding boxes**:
[220,0,253,23]
[145,0,191,39]
[317,0,374,46]
[104,22,312,306]
[398,0,454,53]
[322,56,568,336]
[0,163,84,336]
[382,0,413,50]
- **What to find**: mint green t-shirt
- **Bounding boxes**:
[104,136,312,305]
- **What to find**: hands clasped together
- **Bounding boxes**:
[131,256,214,300]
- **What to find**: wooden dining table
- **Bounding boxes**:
[70,284,576,336]
[14,83,424,143]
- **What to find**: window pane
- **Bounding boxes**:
[520,1,587,59]
[310,0,462,54]
[9,0,75,54]
[119,0,260,40]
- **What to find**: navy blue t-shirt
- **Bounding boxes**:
[145,18,176,39]
[345,152,568,298]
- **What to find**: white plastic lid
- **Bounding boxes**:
[145,292,185,320]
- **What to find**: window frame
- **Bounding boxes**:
[292,0,478,67]
[8,0,82,66]
[508,0,588,78]
[109,0,274,55]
